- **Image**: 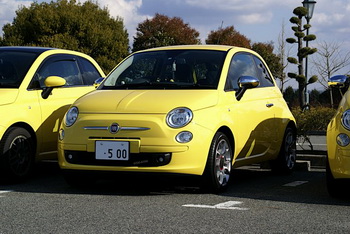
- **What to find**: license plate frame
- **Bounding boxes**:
[95,141,129,161]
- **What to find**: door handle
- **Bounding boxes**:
[266,103,274,108]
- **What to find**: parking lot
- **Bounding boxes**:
[1,147,350,233]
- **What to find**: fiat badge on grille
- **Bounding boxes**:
[109,123,120,134]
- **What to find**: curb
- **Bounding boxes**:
[296,150,326,170]
[297,154,326,168]
[260,151,327,171]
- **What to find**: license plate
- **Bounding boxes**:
[95,141,129,161]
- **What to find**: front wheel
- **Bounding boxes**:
[0,127,35,182]
[271,127,296,174]
[202,132,232,193]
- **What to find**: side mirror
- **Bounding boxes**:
[41,76,66,99]
[328,75,348,88]
[235,76,259,101]
[94,77,105,88]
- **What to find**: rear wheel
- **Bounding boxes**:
[271,127,296,174]
[0,127,34,182]
[202,132,232,193]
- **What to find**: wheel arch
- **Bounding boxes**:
[287,120,297,134]
[286,120,297,142]
[216,125,235,150]
[4,122,37,153]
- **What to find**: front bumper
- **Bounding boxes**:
[58,112,214,175]
[58,141,210,175]
[327,119,350,179]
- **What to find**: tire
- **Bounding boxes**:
[326,157,344,198]
[271,127,296,174]
[202,132,232,193]
[0,127,34,182]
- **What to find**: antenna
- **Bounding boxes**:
[217,21,224,44]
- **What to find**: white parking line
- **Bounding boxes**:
[283,181,308,187]
[183,201,249,210]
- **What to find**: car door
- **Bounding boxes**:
[252,54,285,145]
[224,52,276,162]
[30,54,102,155]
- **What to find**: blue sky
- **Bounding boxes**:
[1,0,350,90]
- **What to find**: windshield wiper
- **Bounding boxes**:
[120,80,153,89]
[103,80,183,89]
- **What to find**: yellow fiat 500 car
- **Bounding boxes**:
[58,45,296,192]
[0,46,105,182]
[327,75,350,197]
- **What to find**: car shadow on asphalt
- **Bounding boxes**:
[1,161,350,206]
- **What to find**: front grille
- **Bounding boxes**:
[65,150,171,167]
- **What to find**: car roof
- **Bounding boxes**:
[0,46,56,54]
[139,44,239,52]
[134,45,261,59]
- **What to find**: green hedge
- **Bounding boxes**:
[291,107,336,136]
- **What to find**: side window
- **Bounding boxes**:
[33,55,83,88]
[78,57,102,85]
[225,53,259,91]
[253,56,274,87]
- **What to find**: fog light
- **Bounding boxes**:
[59,129,65,141]
[157,156,164,163]
[337,133,350,147]
[176,131,193,143]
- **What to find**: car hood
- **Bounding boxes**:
[0,89,19,106]
[76,90,219,114]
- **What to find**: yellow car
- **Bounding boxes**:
[58,45,296,192]
[0,46,105,182]
[327,75,350,197]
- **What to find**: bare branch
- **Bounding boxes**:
[312,40,350,87]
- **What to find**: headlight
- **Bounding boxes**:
[341,109,350,131]
[65,106,79,127]
[166,107,193,128]
[337,133,350,147]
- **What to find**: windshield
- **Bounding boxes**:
[0,51,40,88]
[101,50,227,90]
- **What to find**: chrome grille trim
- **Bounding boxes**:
[83,126,109,130]
[84,126,150,131]
[121,127,150,131]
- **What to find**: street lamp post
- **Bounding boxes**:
[302,0,316,109]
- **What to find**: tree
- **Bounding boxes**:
[283,86,298,107]
[312,41,350,107]
[132,13,200,52]
[205,25,251,48]
[286,6,318,110]
[276,21,292,91]
[1,0,129,73]
[309,89,321,106]
[251,42,283,81]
